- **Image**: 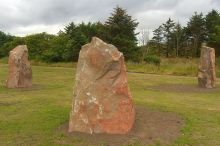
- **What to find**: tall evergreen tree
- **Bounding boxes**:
[209,25,220,56]
[64,22,76,37]
[105,6,139,60]
[205,9,220,39]
[173,22,183,57]
[152,25,163,56]
[205,9,220,53]
[187,12,206,57]
[64,22,87,61]
[162,18,175,57]
[212,25,220,43]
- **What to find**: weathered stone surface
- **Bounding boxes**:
[198,45,216,88]
[6,45,32,88]
[69,37,135,134]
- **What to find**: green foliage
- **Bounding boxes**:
[144,55,161,66]
[162,18,175,57]
[151,25,163,56]
[208,25,220,55]
[151,9,220,57]
[70,31,87,62]
[0,8,220,62]
[0,37,25,57]
[205,9,220,40]
[64,22,100,61]
[213,25,220,42]
[130,46,142,63]
[25,32,55,60]
[151,19,186,58]
[173,23,183,57]
[105,6,139,60]
[41,32,73,62]
[187,12,207,57]
[0,7,140,62]
[0,31,14,48]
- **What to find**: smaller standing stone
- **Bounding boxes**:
[198,44,216,88]
[6,45,32,88]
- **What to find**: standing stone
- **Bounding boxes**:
[6,45,32,88]
[198,44,216,88]
[69,37,135,134]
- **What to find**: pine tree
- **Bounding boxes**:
[205,9,220,39]
[173,22,183,57]
[187,12,206,57]
[205,9,220,52]
[105,6,139,60]
[162,18,175,57]
[152,25,163,56]
[64,22,76,37]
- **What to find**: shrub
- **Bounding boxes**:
[144,55,161,66]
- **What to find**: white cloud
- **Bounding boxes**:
[0,0,219,36]
[7,24,63,36]
[135,10,174,30]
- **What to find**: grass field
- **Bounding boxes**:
[1,57,220,77]
[0,63,220,146]
[127,58,220,77]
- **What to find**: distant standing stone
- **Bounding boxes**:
[198,44,216,88]
[69,37,135,134]
[6,45,32,88]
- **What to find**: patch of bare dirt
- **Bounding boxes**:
[56,106,184,146]
[0,101,19,106]
[147,84,220,93]
[0,84,48,91]
[14,84,44,91]
[0,94,14,98]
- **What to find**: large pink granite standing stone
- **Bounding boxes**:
[69,37,135,134]
[198,45,216,88]
[6,45,32,88]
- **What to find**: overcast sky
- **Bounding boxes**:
[0,0,220,37]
